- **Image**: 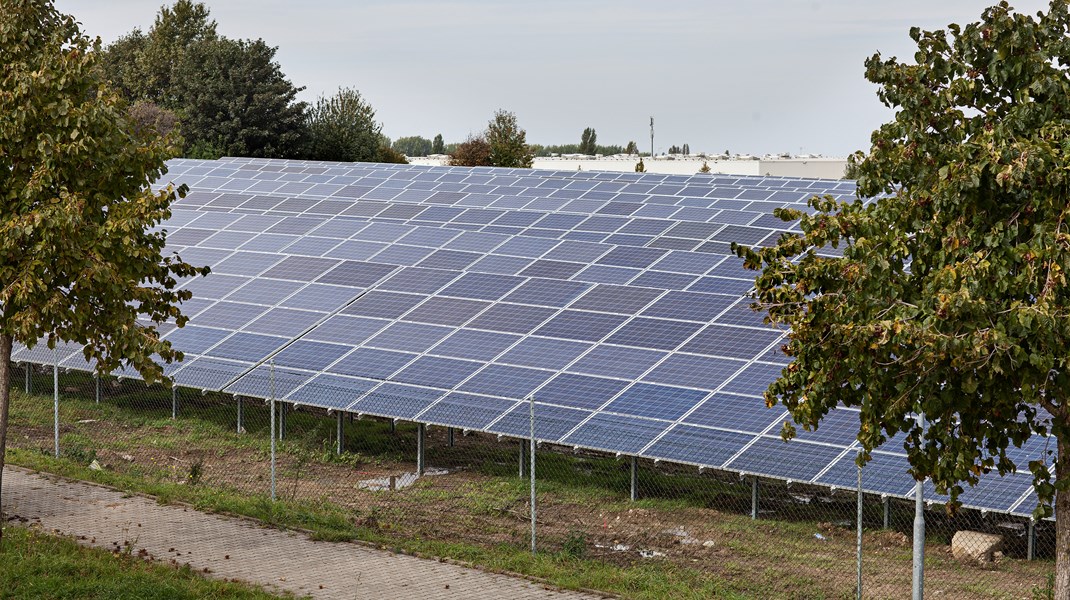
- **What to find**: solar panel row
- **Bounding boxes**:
[12,157,1046,517]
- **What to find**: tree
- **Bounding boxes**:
[432,133,445,155]
[580,127,597,154]
[485,109,533,168]
[668,145,681,155]
[625,141,639,155]
[304,87,381,162]
[376,144,409,164]
[392,136,433,157]
[0,0,207,539]
[100,2,307,159]
[448,135,492,167]
[682,143,690,156]
[127,101,180,141]
[732,2,1070,593]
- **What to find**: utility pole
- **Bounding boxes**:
[649,116,654,158]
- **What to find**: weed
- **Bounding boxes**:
[562,529,587,559]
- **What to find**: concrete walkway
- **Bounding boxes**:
[2,466,605,599]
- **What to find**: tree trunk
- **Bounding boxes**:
[1056,435,1070,598]
[0,334,12,545]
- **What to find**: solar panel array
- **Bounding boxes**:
[15,157,1048,517]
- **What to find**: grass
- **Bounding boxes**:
[0,526,292,599]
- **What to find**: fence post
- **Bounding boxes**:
[529,394,536,555]
[447,427,454,447]
[53,348,59,459]
[857,449,863,600]
[630,456,638,502]
[883,495,890,529]
[416,423,425,476]
[912,415,926,600]
[236,397,244,433]
[171,387,178,420]
[94,373,99,404]
[270,360,276,502]
[751,476,759,520]
[25,362,30,395]
[519,438,525,478]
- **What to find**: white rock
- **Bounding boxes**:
[951,530,1003,563]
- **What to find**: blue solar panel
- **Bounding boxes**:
[534,373,630,411]
[604,384,708,421]
[644,425,754,467]
[419,393,517,430]
[727,437,844,480]
[393,356,482,389]
[605,317,702,350]
[366,321,453,353]
[490,402,591,441]
[329,348,415,379]
[563,413,667,454]
[534,311,627,342]
[458,364,553,398]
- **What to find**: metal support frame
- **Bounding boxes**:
[53,350,59,459]
[630,456,638,502]
[25,362,30,395]
[94,374,100,404]
[1027,518,1036,561]
[519,439,525,478]
[390,419,396,434]
[336,411,344,455]
[447,427,454,447]
[856,449,863,600]
[912,415,926,600]
[171,387,178,420]
[883,496,891,529]
[416,423,425,476]
[237,397,244,433]
[751,476,759,520]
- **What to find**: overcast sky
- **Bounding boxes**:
[56,1,1051,157]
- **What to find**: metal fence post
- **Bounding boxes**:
[416,423,425,476]
[25,362,30,395]
[94,373,100,404]
[236,397,244,433]
[751,476,759,520]
[270,360,276,502]
[883,495,890,529]
[630,456,638,502]
[447,427,454,447]
[857,449,863,600]
[519,438,525,478]
[913,415,926,600]
[529,394,536,555]
[53,348,59,459]
[171,387,178,420]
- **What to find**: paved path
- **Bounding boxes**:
[2,466,605,599]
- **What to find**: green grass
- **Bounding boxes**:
[0,526,292,599]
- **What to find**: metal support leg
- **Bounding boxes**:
[25,362,30,395]
[1028,519,1036,561]
[447,427,454,447]
[53,351,59,459]
[417,423,425,476]
[883,496,890,529]
[390,419,396,434]
[95,374,100,404]
[270,362,277,502]
[529,395,536,554]
[237,397,244,433]
[171,387,178,420]
[279,402,286,440]
[630,457,638,502]
[519,440,525,478]
[751,477,759,520]
[336,412,344,455]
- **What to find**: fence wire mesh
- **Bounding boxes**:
[2,361,1056,599]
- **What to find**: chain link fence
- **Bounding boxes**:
[4,360,1055,598]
